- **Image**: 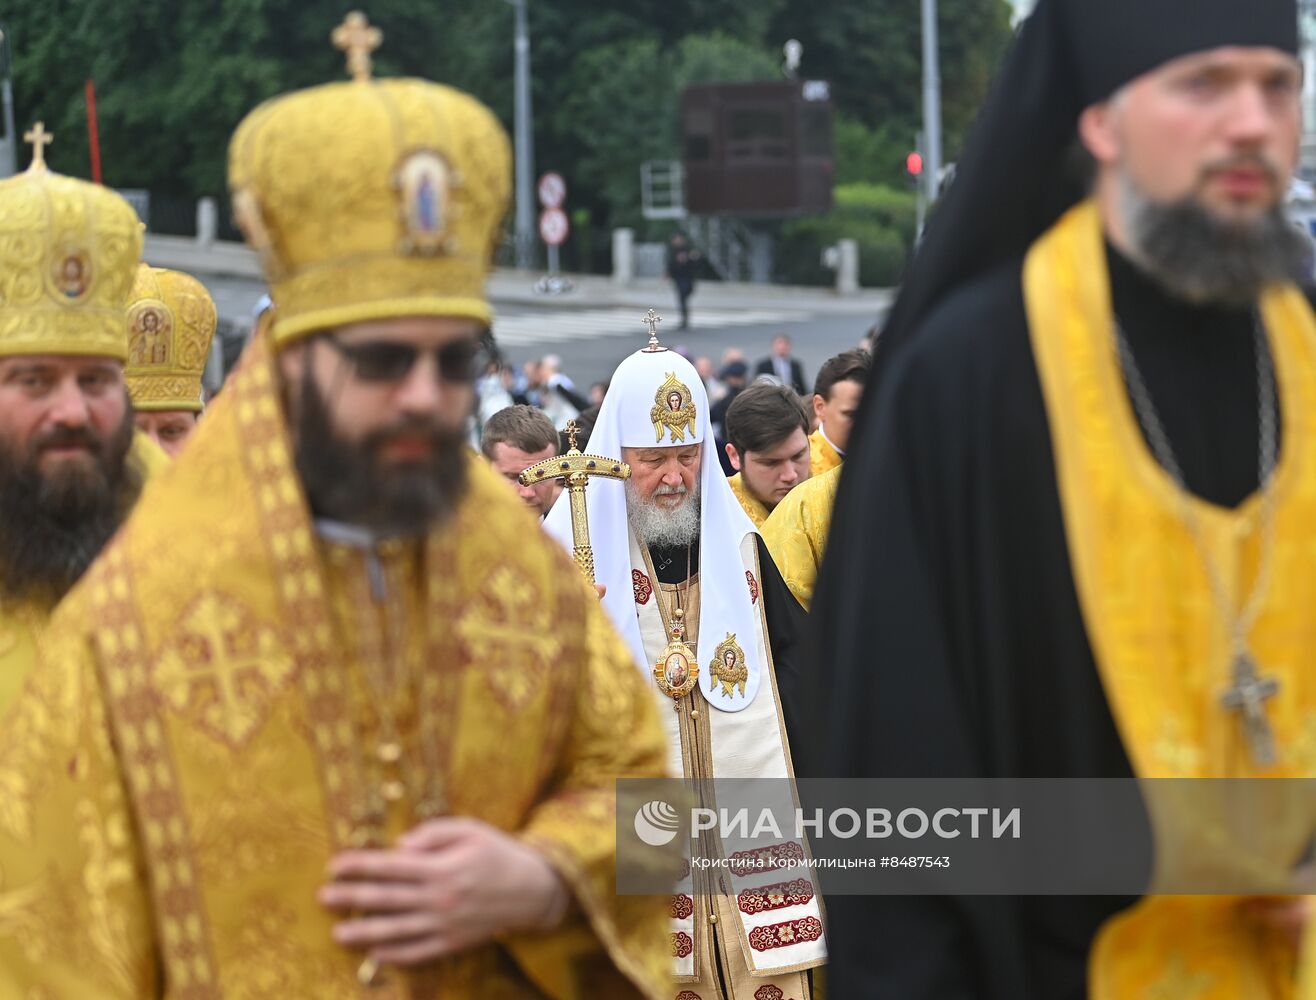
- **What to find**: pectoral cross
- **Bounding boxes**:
[332,10,382,83]
[642,309,664,352]
[1220,652,1281,767]
[520,419,630,585]
[23,122,52,171]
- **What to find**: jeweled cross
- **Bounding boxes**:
[643,309,663,351]
[23,122,52,170]
[332,11,382,83]
[520,418,630,584]
[1220,652,1281,767]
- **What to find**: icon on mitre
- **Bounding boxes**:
[650,372,698,443]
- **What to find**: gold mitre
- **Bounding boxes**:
[227,11,512,348]
[124,265,217,412]
[0,123,144,361]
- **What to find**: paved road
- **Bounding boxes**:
[495,305,878,392]
[199,273,883,391]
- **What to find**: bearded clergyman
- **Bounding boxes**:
[544,325,826,1000]
[0,128,167,713]
[0,18,670,997]
[809,0,1316,996]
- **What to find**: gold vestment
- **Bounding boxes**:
[1026,200,1316,1000]
[727,473,770,530]
[761,467,840,611]
[0,336,671,999]
[807,429,841,479]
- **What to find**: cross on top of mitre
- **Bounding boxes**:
[23,122,52,172]
[642,308,665,352]
[333,11,383,83]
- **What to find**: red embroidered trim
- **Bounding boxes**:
[728,840,805,877]
[672,931,694,958]
[676,993,703,1000]
[746,570,759,604]
[747,916,824,951]
[737,878,814,915]
[679,856,691,879]
[633,569,653,605]
[754,987,790,1000]
[670,894,695,920]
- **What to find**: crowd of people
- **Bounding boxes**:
[3,0,1316,997]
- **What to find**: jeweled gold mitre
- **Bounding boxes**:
[0,123,144,360]
[125,265,218,412]
[227,10,512,348]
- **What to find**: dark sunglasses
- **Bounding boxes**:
[323,333,490,384]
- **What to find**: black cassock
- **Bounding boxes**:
[805,244,1278,999]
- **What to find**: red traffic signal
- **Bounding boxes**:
[906,151,924,177]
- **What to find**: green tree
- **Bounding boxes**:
[7,0,1013,270]
[768,0,1013,174]
[550,32,778,234]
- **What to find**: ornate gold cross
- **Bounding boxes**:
[23,122,52,170]
[520,419,630,584]
[154,594,294,746]
[642,308,664,352]
[333,11,382,83]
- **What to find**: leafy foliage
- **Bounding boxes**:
[7,0,1012,279]
[777,183,918,287]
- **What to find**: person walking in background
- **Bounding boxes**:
[666,232,701,330]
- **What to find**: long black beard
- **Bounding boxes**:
[1122,169,1312,305]
[293,363,470,536]
[0,403,138,603]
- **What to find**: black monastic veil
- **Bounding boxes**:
[806,0,1302,995]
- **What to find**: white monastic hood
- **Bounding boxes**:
[543,338,763,711]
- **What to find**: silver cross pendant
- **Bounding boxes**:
[1220,651,1281,767]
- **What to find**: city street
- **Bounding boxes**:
[194,272,885,390]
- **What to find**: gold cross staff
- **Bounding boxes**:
[520,420,630,584]
[23,122,52,171]
[332,11,382,83]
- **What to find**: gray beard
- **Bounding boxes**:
[626,479,701,549]
[1120,169,1311,306]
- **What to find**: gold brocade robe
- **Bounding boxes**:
[0,335,671,999]
[761,467,840,611]
[0,431,169,714]
[1025,200,1316,1000]
[807,428,841,479]
[726,473,770,529]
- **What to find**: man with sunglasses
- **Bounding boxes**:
[0,16,670,999]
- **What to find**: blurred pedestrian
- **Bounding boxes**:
[754,333,808,394]
[666,232,701,329]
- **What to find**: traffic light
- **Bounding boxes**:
[906,151,924,188]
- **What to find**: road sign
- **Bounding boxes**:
[538,172,567,209]
[539,207,569,246]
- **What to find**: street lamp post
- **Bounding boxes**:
[507,0,536,270]
[0,27,16,178]
[920,0,943,209]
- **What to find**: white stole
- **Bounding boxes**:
[630,530,827,981]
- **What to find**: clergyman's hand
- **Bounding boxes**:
[1239,897,1310,951]
[595,583,607,600]
[319,817,569,966]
